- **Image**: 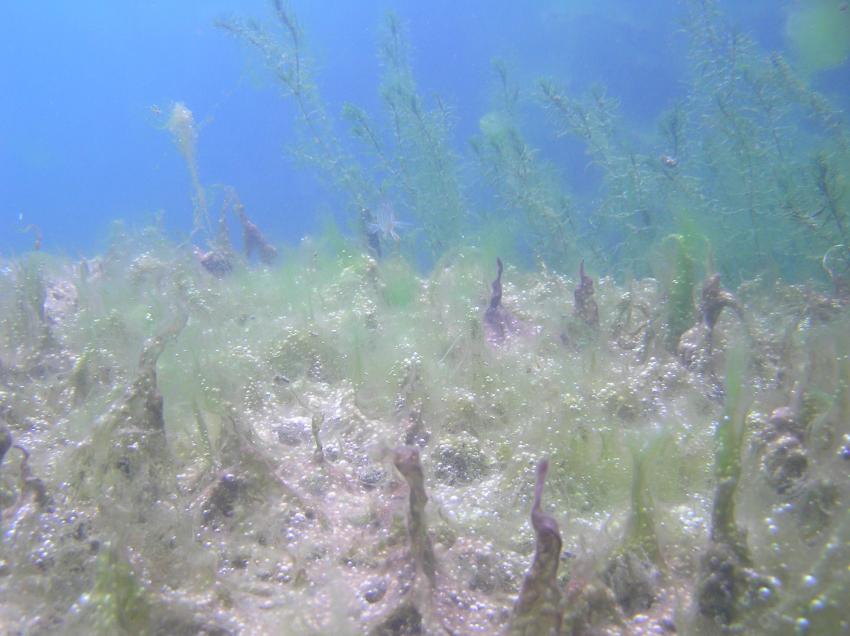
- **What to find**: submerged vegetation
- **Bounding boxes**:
[1,229,848,634]
[2,0,850,634]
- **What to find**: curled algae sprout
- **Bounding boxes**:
[574,260,599,329]
[394,446,436,587]
[508,458,563,636]
[166,102,208,236]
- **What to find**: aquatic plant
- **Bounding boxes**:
[696,347,770,628]
[524,0,850,283]
[660,234,697,351]
[602,443,663,617]
[370,12,466,258]
[88,547,153,635]
[470,61,578,271]
[539,80,670,276]
[218,2,379,233]
[393,446,436,587]
[678,0,850,278]
[483,257,523,346]
[377,256,419,309]
[677,271,745,379]
[508,459,563,636]
[573,260,599,329]
[231,190,278,265]
[222,5,471,263]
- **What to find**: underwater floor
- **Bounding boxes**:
[0,235,848,635]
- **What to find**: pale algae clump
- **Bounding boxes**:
[478,111,512,139]
[166,102,208,236]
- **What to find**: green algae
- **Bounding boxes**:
[0,232,848,634]
[89,547,154,636]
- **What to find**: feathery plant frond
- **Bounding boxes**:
[217,2,378,218]
[470,61,580,271]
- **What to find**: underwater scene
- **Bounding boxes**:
[3,0,850,634]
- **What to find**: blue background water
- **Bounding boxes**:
[1,1,846,256]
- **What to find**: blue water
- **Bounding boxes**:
[1,0,847,255]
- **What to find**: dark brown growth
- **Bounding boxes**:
[0,425,11,468]
[574,260,599,328]
[484,258,520,345]
[199,190,237,277]
[198,250,233,278]
[134,314,187,434]
[195,188,277,274]
[129,346,165,434]
[508,459,563,636]
[699,274,741,332]
[234,195,278,265]
[361,207,383,259]
[13,445,51,510]
[371,602,423,636]
[394,446,437,586]
[201,473,243,524]
[22,224,43,251]
[678,274,744,374]
[90,315,186,504]
[488,257,504,315]
[311,413,324,464]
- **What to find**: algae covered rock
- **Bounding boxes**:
[433,432,489,485]
[602,551,658,614]
[762,433,808,494]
